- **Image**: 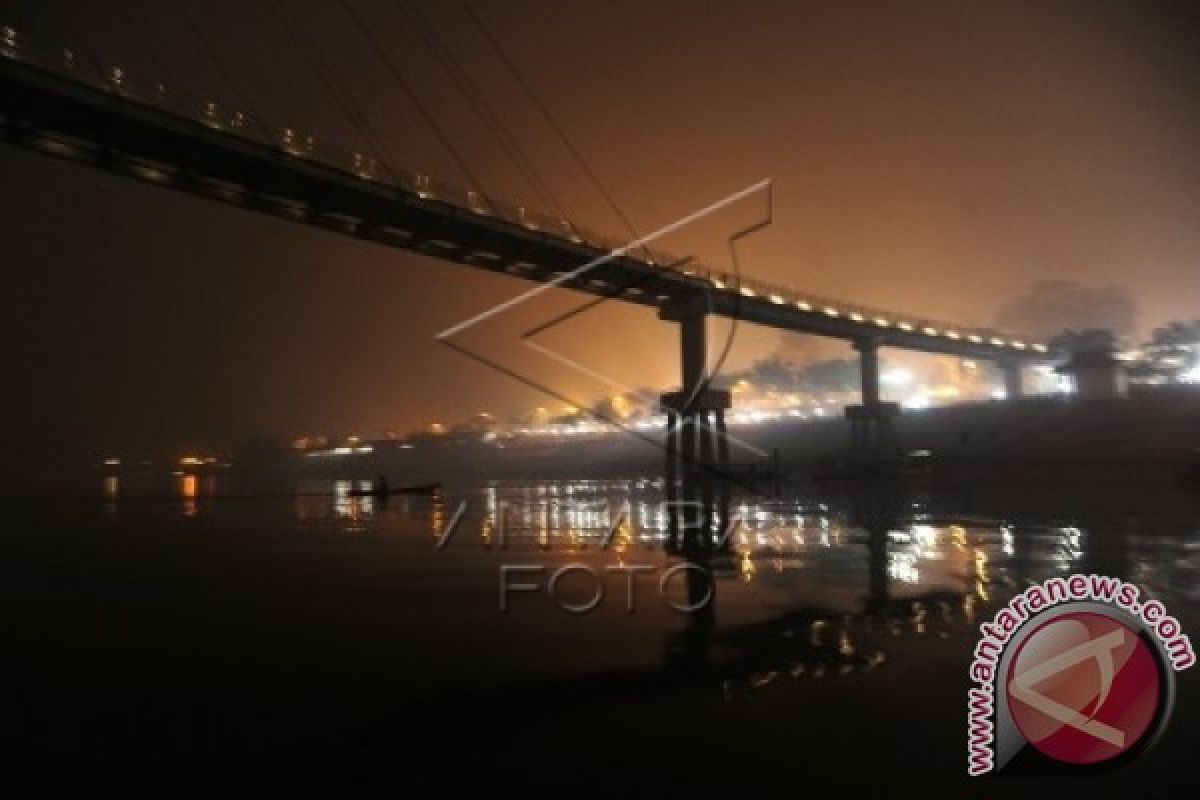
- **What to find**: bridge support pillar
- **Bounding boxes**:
[855,337,882,407]
[847,338,897,458]
[679,307,707,399]
[660,301,733,482]
[660,394,733,481]
[845,402,899,459]
[999,361,1023,399]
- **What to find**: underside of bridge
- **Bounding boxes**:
[656,304,1035,482]
[1,51,1047,478]
[0,57,1052,349]
[658,299,734,483]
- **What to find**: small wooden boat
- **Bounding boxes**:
[347,482,441,498]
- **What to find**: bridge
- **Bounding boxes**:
[0,24,1053,476]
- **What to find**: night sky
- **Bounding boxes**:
[3,0,1199,469]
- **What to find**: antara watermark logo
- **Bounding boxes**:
[967,574,1194,775]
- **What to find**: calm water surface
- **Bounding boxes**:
[3,476,1198,795]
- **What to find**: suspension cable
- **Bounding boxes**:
[264,0,402,181]
[209,0,311,137]
[114,0,170,86]
[337,0,490,198]
[393,0,570,222]
[178,0,275,141]
[460,4,648,256]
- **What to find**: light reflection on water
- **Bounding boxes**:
[129,475,1200,603]
[254,479,1200,683]
[91,472,1200,694]
[6,471,1198,786]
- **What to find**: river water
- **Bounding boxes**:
[2,475,1198,795]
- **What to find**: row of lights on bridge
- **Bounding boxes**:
[1,23,1047,355]
[695,274,1046,352]
[1,25,665,262]
[0,27,737,307]
[5,23,595,254]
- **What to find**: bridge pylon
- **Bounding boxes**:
[658,299,733,483]
[658,301,733,555]
[998,359,1024,399]
[846,337,899,458]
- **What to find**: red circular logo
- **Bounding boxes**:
[1006,612,1162,765]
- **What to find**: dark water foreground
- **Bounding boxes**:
[2,476,1198,796]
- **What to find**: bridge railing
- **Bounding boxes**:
[1,27,608,239]
[2,27,688,261]
[674,263,1047,352]
[1,24,1047,355]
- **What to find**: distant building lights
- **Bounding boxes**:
[881,368,913,386]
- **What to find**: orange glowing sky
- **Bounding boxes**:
[3,0,1198,461]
